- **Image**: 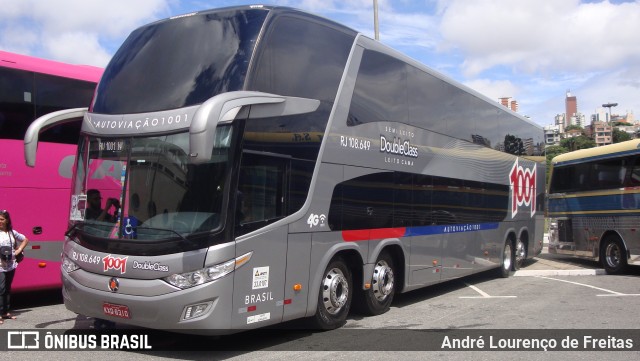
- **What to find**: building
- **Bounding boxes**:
[545,91,638,148]
[626,111,635,123]
[616,124,640,138]
[554,114,566,131]
[587,121,612,146]
[568,112,586,128]
[544,124,562,146]
[592,108,608,123]
[499,97,518,112]
[565,128,582,138]
[565,90,577,122]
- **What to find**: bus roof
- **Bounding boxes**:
[0,50,103,83]
[552,139,640,165]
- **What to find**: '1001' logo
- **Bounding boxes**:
[509,159,536,218]
[103,255,128,274]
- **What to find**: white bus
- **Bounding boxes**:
[548,139,640,274]
[25,5,544,334]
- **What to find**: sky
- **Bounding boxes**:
[1,0,638,127]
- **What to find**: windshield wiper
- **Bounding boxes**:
[130,226,189,243]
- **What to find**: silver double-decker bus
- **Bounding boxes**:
[25,5,544,334]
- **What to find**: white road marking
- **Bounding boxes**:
[459,283,517,298]
[535,275,640,296]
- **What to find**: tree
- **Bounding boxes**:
[545,145,570,183]
[560,136,595,151]
[545,145,569,162]
[612,128,632,143]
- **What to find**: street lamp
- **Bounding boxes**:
[602,102,618,124]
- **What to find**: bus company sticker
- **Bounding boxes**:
[252,266,269,289]
[71,250,101,266]
[307,213,326,228]
[509,159,536,218]
[103,254,128,274]
[379,135,419,158]
[340,135,371,151]
[70,194,87,221]
[247,312,271,325]
[131,260,169,272]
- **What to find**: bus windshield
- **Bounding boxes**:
[72,126,234,240]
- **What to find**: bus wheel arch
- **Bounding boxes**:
[599,232,628,275]
[355,245,404,316]
[514,230,529,270]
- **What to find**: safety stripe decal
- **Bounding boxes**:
[342,223,499,242]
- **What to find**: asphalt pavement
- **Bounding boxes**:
[514,234,605,277]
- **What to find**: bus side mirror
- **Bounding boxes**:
[24,108,88,167]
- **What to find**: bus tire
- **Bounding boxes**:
[312,257,352,330]
[497,239,514,278]
[514,238,527,270]
[356,251,396,316]
[600,235,628,275]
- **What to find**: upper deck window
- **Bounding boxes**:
[92,9,268,114]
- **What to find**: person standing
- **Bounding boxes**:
[0,210,28,324]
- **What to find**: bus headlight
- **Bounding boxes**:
[164,251,252,289]
[62,254,79,273]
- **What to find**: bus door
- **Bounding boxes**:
[231,151,289,329]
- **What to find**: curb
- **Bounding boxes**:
[513,269,606,277]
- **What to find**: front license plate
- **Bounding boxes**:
[103,302,131,319]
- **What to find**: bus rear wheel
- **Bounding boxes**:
[601,235,627,275]
[514,238,527,270]
[312,257,352,330]
[356,251,395,316]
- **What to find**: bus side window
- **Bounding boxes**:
[236,153,287,231]
[594,159,625,189]
[627,160,640,186]
[597,167,618,188]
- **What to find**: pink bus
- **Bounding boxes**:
[0,51,102,292]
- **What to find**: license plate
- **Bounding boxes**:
[103,302,131,319]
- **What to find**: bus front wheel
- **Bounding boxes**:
[601,235,627,275]
[356,251,396,316]
[313,257,352,330]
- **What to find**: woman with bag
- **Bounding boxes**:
[0,210,28,324]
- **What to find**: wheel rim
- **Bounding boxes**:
[515,240,526,267]
[322,268,349,315]
[503,243,512,271]
[605,242,621,268]
[372,260,394,302]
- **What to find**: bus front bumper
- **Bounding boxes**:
[62,269,234,335]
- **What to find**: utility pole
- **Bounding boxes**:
[373,0,379,40]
